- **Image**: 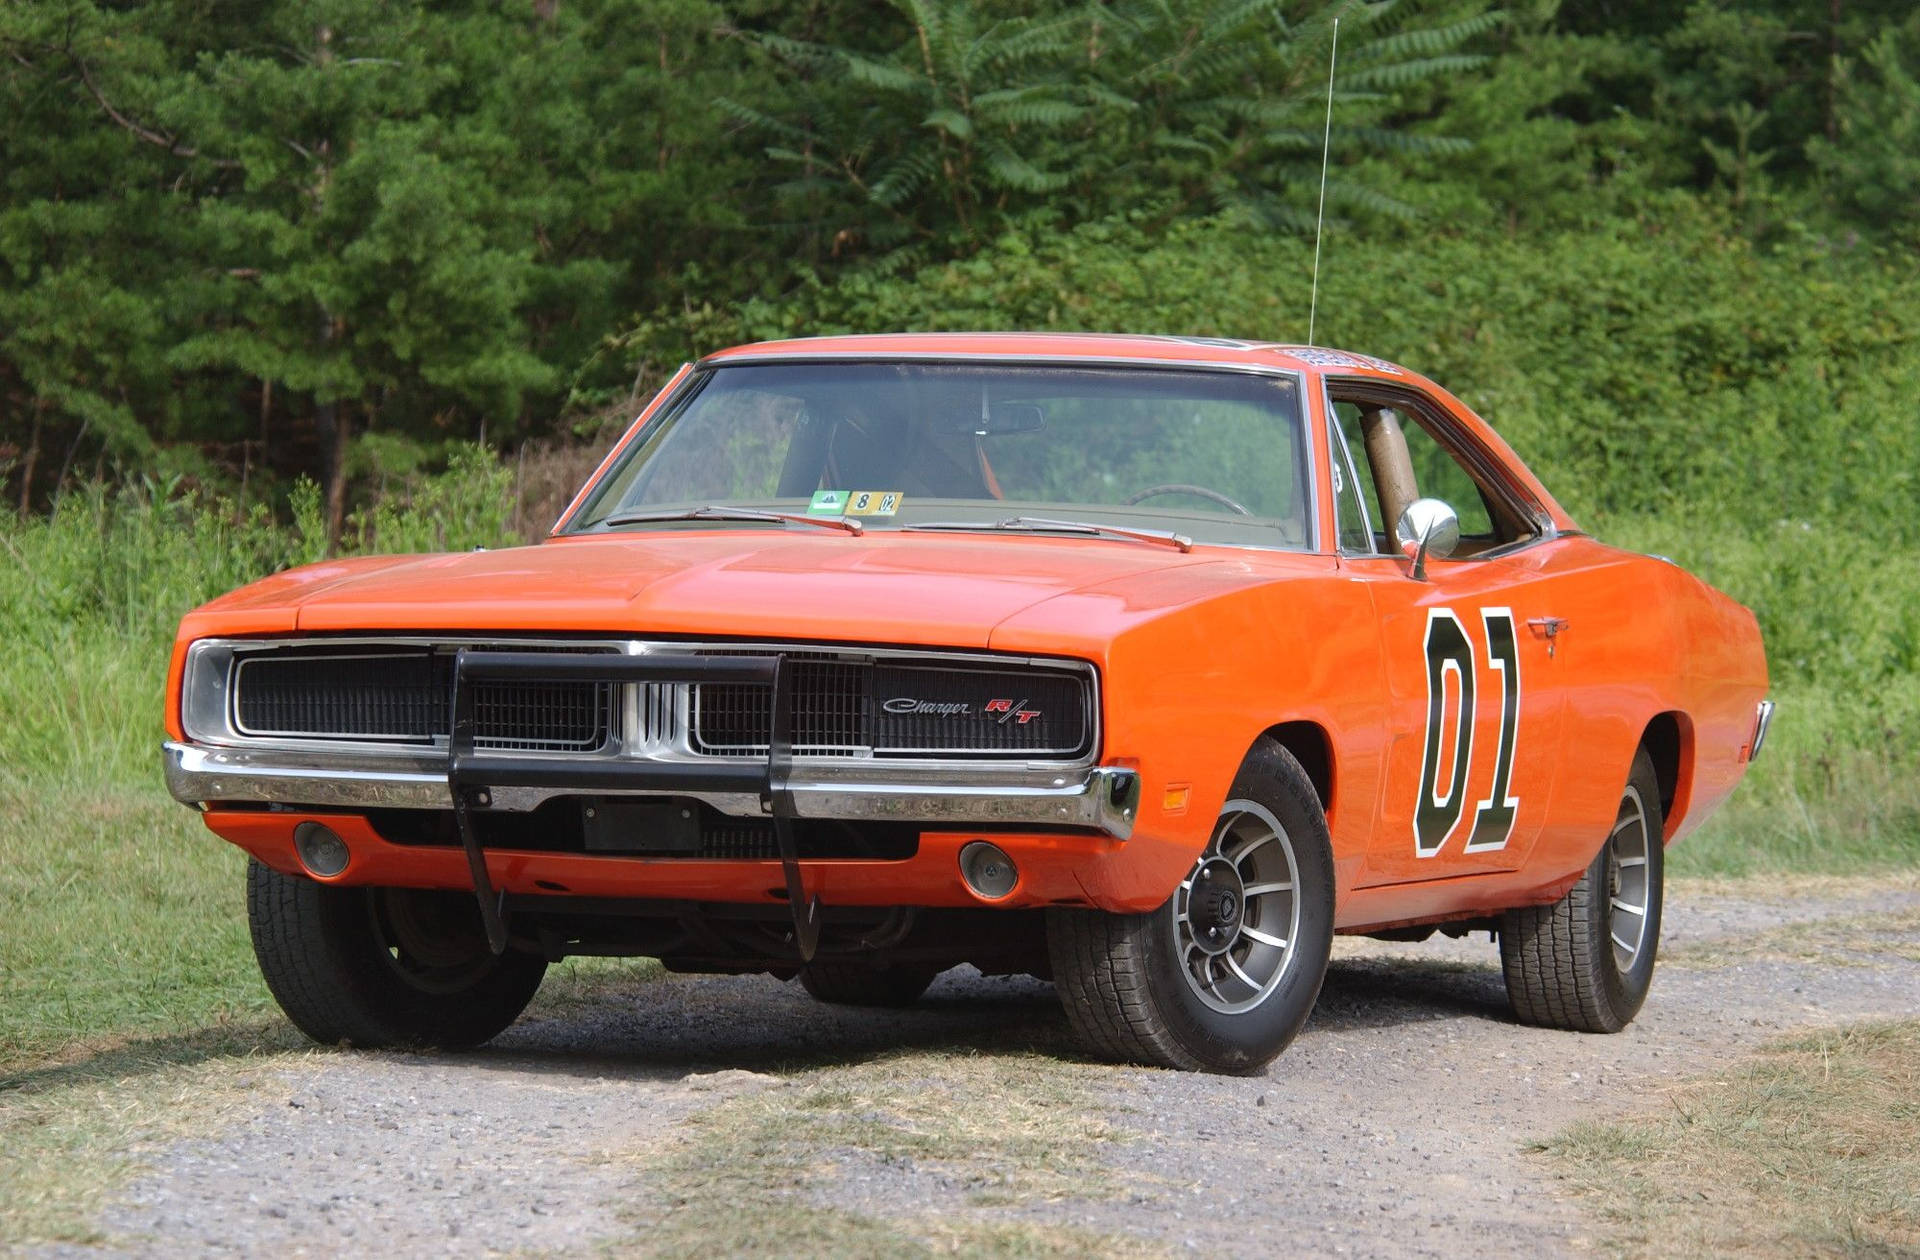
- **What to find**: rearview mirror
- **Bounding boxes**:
[969,402,1045,436]
[1394,498,1460,581]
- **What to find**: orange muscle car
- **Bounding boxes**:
[163,334,1773,1072]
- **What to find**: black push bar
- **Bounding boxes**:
[447,649,821,961]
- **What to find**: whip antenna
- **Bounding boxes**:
[1306,17,1339,347]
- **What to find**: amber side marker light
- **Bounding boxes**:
[959,841,1018,899]
[293,821,351,878]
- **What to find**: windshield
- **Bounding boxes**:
[566,361,1311,549]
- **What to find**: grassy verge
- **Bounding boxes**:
[1538,1021,1920,1257]
[610,1050,1154,1257]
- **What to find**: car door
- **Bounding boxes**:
[1323,385,1571,886]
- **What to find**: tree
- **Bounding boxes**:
[1808,25,1920,232]
[722,0,1501,261]
[0,0,751,530]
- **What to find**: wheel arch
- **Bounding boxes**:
[1638,710,1695,841]
[1257,720,1334,817]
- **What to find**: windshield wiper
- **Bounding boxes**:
[598,505,863,535]
[904,516,1192,553]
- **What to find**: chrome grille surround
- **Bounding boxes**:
[182,637,1099,769]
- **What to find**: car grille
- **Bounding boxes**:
[225,644,1093,761]
[233,649,616,752]
[691,658,1091,759]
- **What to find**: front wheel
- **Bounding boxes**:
[1500,748,1665,1033]
[247,860,547,1049]
[1047,741,1335,1073]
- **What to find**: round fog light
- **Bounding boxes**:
[293,821,351,878]
[959,841,1018,900]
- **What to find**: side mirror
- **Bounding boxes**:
[1394,497,1460,581]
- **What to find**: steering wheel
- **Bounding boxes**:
[1123,483,1253,516]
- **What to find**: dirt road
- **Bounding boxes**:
[30,879,1920,1257]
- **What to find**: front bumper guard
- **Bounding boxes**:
[163,649,1141,959]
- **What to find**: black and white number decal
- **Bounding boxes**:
[1414,607,1522,858]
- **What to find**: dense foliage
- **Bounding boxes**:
[5,0,1918,522]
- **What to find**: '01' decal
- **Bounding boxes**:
[1415,607,1521,858]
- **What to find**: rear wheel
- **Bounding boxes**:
[1500,749,1665,1032]
[247,860,547,1049]
[1047,740,1335,1073]
[797,960,941,1007]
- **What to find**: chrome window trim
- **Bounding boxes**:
[184,635,1100,772]
[1322,376,1557,562]
[1322,377,1377,556]
[570,355,1319,554]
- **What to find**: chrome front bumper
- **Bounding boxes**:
[161,740,1142,839]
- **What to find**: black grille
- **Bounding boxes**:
[693,658,870,755]
[232,650,613,751]
[692,659,1090,759]
[873,665,1089,756]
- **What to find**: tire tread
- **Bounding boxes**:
[246,860,544,1049]
[1499,750,1663,1035]
[1048,740,1332,1072]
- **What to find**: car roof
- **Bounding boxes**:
[699,332,1415,380]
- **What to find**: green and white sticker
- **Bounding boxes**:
[807,490,850,515]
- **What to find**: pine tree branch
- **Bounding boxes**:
[72,57,242,169]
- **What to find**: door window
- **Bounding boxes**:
[1328,391,1537,556]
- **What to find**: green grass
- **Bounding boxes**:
[1668,684,1920,880]
[1537,1021,1920,1257]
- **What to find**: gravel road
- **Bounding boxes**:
[36,880,1920,1258]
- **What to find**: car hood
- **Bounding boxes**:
[256,529,1221,649]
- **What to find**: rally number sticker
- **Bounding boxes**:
[844,490,903,517]
[1414,607,1521,858]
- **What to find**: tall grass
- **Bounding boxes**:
[0,456,519,1067]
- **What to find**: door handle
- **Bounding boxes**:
[1527,616,1569,657]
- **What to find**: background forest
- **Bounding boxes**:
[3,0,1919,1056]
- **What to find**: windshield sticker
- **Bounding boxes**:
[807,490,850,515]
[844,491,903,517]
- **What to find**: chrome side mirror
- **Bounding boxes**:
[1395,497,1460,581]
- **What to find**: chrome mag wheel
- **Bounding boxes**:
[1607,783,1653,972]
[1171,798,1302,1015]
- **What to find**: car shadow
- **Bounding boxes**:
[0,1019,308,1099]
[446,954,1518,1082]
[1,954,1518,1095]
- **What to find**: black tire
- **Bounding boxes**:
[1046,740,1335,1073]
[1500,749,1665,1033]
[798,960,941,1007]
[246,860,547,1049]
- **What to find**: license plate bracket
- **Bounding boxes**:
[582,799,702,853]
